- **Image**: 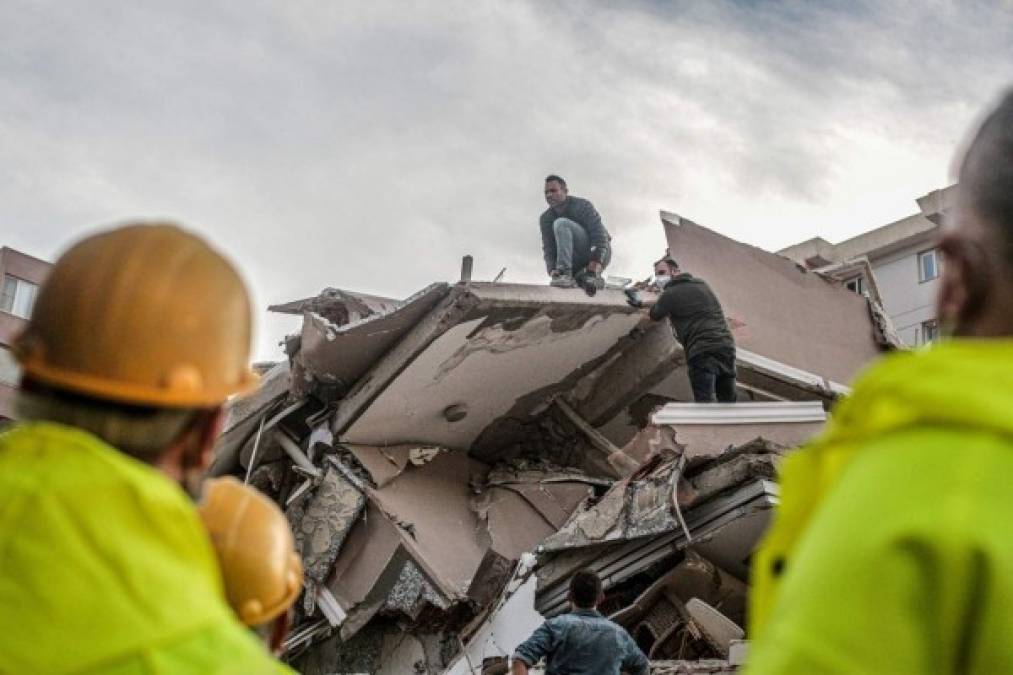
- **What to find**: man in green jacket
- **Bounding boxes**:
[0,224,291,673]
[746,90,1013,674]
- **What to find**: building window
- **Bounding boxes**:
[922,319,939,344]
[844,276,865,296]
[0,346,19,386]
[918,249,940,283]
[1,274,38,319]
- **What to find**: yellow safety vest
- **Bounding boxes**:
[746,340,1013,674]
[0,422,292,674]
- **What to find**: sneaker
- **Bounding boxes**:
[550,273,577,288]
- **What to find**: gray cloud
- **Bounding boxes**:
[1,0,1011,359]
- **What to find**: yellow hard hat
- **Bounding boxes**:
[13,223,258,407]
[198,477,303,627]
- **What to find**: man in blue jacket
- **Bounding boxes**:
[512,569,648,675]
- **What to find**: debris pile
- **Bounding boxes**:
[209,213,896,673]
[531,438,784,669]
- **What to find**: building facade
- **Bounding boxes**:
[778,186,955,347]
[0,247,51,423]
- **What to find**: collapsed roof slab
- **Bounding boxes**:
[335,282,646,454]
[662,211,883,385]
[298,282,450,393]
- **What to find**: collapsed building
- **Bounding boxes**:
[209,212,899,674]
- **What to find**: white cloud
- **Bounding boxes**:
[1,0,1010,359]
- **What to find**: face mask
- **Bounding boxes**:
[655,275,672,287]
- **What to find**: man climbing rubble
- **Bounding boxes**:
[746,89,1013,674]
[540,174,611,290]
[0,224,291,673]
[627,255,738,402]
[511,568,648,675]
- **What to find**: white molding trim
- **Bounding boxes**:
[651,401,827,426]
[737,348,851,396]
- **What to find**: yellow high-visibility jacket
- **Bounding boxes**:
[746,340,1013,674]
[0,422,292,674]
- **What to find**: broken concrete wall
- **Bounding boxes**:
[339,284,646,457]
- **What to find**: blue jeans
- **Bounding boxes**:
[552,218,609,274]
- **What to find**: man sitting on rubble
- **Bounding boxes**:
[512,568,648,675]
[746,90,1013,674]
[628,255,737,402]
[540,174,611,289]
[0,224,291,673]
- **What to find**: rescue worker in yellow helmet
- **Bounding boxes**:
[199,477,303,655]
[0,223,292,673]
[746,90,1013,673]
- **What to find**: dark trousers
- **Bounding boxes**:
[688,350,737,403]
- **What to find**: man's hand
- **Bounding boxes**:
[511,658,530,675]
[624,288,644,309]
[587,261,603,274]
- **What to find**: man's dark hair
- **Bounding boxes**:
[959,89,1013,264]
[545,174,567,189]
[569,568,601,608]
[656,254,679,269]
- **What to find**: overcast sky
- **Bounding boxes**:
[3,1,1012,360]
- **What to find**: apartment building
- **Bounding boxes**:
[778,185,956,347]
[0,247,51,423]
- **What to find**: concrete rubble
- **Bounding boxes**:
[209,212,897,673]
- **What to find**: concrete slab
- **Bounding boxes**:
[299,282,449,392]
[340,283,644,452]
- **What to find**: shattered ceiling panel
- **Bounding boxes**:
[325,502,412,633]
[482,482,593,561]
[298,282,450,391]
[344,444,416,488]
[341,286,644,450]
[369,450,490,599]
[662,212,882,384]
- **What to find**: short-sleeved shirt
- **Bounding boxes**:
[649,273,735,360]
[512,608,649,675]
